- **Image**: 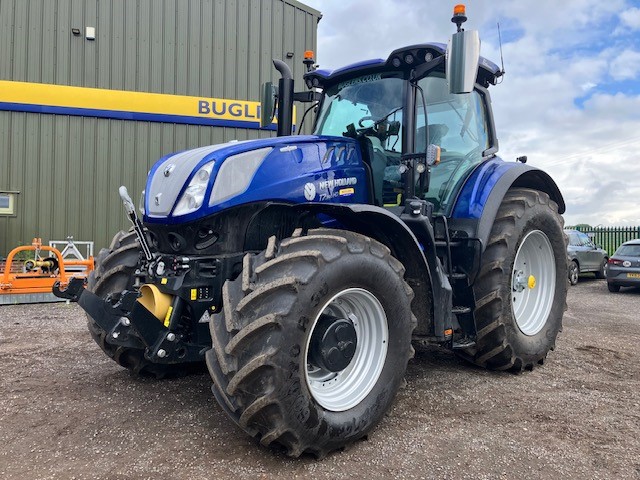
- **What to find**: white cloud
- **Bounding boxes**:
[302,0,640,226]
[609,49,640,80]
[620,7,640,29]
[582,91,640,118]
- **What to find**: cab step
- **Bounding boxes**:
[452,337,476,349]
[452,305,471,315]
[448,272,467,281]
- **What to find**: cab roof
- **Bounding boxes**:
[304,43,501,90]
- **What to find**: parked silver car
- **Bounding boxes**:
[565,229,608,285]
[606,239,640,292]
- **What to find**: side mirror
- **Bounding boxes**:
[260,82,277,128]
[446,29,480,94]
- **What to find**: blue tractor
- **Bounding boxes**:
[55,6,567,457]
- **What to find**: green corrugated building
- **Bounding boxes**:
[0,0,320,254]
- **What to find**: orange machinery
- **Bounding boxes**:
[0,238,94,305]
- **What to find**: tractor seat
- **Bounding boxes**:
[416,124,449,152]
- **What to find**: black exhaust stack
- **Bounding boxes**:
[273,59,294,136]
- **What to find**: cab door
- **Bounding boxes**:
[414,72,491,214]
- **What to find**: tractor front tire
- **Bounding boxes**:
[206,229,415,457]
[459,188,567,371]
[87,230,192,378]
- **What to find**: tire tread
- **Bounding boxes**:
[459,188,565,372]
[206,228,415,457]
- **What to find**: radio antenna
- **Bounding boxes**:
[497,22,506,82]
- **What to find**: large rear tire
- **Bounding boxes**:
[458,188,567,371]
[206,229,416,457]
[87,230,195,378]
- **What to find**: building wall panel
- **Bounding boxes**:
[0,0,321,253]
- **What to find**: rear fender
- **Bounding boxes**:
[450,160,565,252]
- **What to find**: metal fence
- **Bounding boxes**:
[568,226,640,256]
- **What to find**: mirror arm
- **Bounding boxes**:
[411,55,444,80]
[293,91,322,102]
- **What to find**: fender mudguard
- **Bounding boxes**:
[288,202,451,339]
[449,158,565,251]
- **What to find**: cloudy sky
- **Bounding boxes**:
[302,0,640,226]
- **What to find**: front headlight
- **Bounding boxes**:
[209,147,272,206]
[173,161,215,216]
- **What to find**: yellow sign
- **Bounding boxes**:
[0,80,294,131]
[163,306,173,328]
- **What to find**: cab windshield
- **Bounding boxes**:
[314,75,405,206]
[314,75,405,152]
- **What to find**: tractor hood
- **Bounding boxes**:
[143,135,369,224]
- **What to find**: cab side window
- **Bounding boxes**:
[414,73,491,214]
[415,73,489,156]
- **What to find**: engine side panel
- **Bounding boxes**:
[143,135,371,225]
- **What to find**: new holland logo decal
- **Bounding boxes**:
[304,177,358,202]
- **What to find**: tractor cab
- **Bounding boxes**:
[303,43,502,215]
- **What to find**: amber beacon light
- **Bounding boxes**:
[303,50,316,72]
[451,4,468,31]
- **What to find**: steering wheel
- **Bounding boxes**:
[356,107,402,139]
[358,116,376,128]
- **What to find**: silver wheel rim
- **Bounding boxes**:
[304,288,388,412]
[511,230,556,336]
[569,263,578,284]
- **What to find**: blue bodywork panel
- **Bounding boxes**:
[451,157,565,220]
[450,157,515,219]
[143,135,369,225]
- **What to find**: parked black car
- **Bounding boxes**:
[565,229,609,285]
[605,239,640,292]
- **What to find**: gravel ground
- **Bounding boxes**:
[0,277,639,479]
